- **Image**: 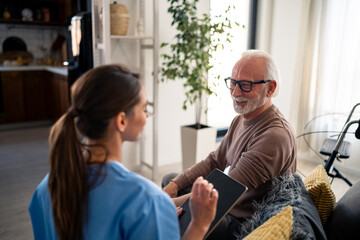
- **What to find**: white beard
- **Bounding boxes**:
[232,86,267,115]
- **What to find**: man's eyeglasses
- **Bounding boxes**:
[224,77,271,92]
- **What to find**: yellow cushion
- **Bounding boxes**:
[243,205,293,240]
[303,165,336,225]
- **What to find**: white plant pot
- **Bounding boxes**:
[181,124,217,171]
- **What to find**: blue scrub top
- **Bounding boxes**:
[29,161,180,240]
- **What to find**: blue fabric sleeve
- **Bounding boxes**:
[121,193,180,240]
[29,175,57,240]
[29,189,46,240]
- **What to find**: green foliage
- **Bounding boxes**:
[160,0,234,125]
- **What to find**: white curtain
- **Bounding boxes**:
[293,0,360,167]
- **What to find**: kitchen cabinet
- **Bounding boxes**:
[46,71,69,120]
[0,71,25,123]
[0,70,69,124]
[23,71,47,121]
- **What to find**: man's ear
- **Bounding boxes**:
[115,112,127,132]
[267,80,277,97]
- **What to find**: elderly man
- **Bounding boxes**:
[163,49,297,239]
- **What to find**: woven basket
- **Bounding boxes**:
[110,3,130,35]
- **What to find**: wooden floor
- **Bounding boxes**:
[0,125,359,240]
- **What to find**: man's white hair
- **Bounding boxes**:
[241,49,281,97]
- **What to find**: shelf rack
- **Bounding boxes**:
[92,0,159,180]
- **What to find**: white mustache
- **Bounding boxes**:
[232,97,247,102]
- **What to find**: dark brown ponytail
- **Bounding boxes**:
[48,64,141,240]
[48,112,86,240]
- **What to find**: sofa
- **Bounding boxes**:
[324,176,360,239]
[236,165,360,240]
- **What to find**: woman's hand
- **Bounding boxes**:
[182,176,218,240]
[189,177,218,230]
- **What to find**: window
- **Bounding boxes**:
[208,0,250,128]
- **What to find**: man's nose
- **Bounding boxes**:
[231,84,243,96]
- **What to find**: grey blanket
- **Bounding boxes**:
[236,174,327,240]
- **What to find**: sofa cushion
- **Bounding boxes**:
[303,165,336,225]
[243,206,293,240]
[325,180,360,240]
[237,174,327,240]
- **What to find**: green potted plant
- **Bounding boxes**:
[160,0,236,169]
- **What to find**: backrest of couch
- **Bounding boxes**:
[325,180,360,240]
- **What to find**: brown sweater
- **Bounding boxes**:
[173,104,297,218]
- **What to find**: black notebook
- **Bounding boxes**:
[178,169,248,239]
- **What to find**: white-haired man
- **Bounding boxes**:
[163,49,297,239]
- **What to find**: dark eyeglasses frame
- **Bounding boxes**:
[224,77,271,92]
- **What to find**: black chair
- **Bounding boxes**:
[320,103,360,186]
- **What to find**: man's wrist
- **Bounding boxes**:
[170,181,179,191]
[163,181,179,197]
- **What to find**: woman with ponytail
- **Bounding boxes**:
[29,64,218,240]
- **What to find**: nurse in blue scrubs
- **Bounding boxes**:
[28,64,218,240]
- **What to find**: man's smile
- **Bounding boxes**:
[233,98,247,107]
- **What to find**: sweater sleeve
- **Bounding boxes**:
[228,126,296,190]
[172,117,238,189]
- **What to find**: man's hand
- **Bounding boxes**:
[163,181,179,198]
[182,176,218,240]
[176,207,183,216]
[173,193,191,208]
[163,180,190,208]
